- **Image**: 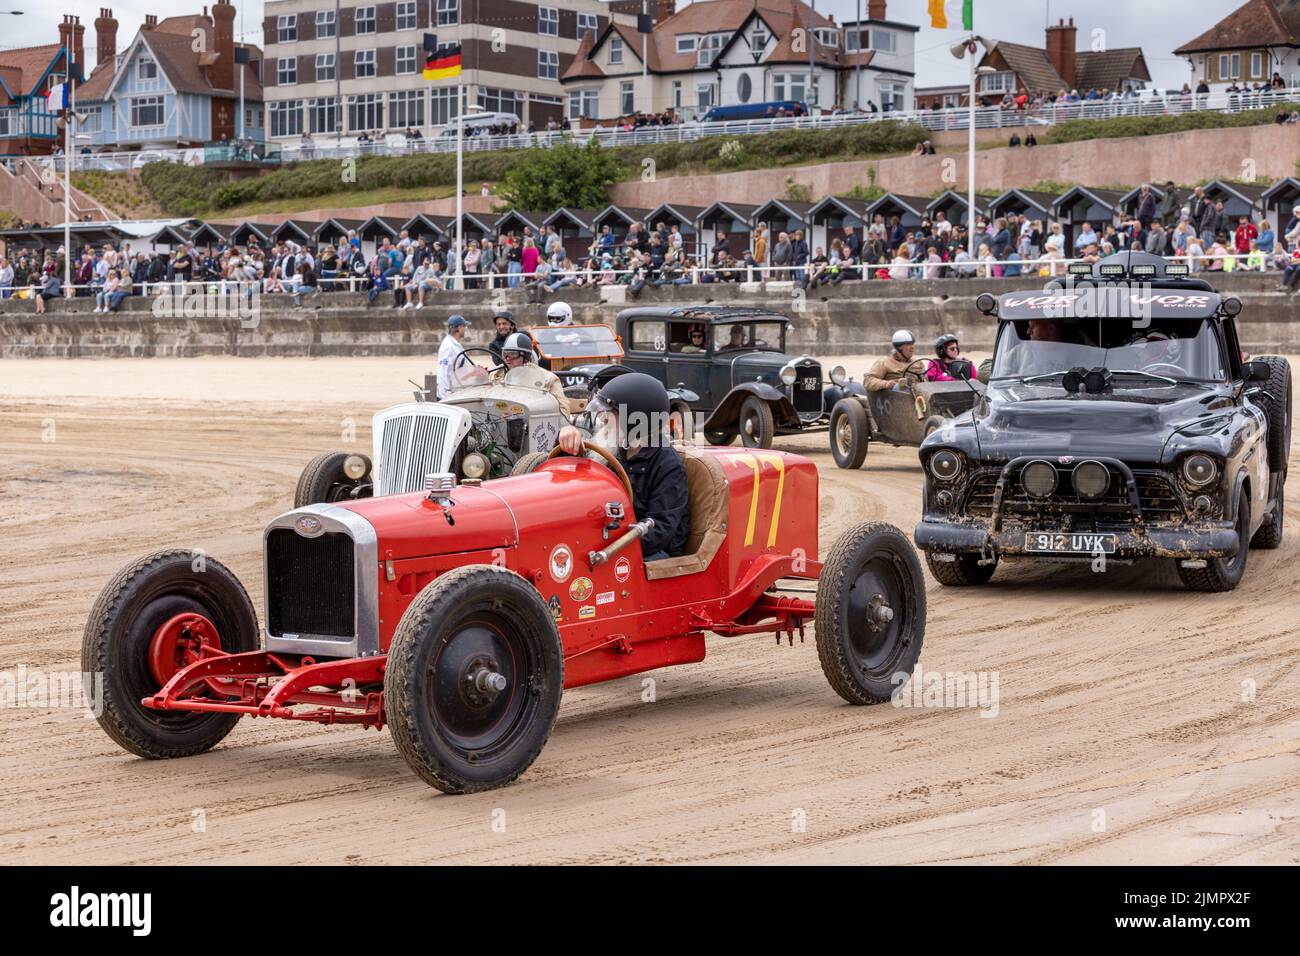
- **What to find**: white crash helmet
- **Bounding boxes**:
[547,301,574,326]
[502,331,536,363]
[891,329,916,350]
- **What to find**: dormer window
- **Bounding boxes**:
[137,56,157,81]
[676,36,697,54]
[697,33,725,66]
[750,24,769,51]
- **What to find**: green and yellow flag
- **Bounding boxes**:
[930,0,974,30]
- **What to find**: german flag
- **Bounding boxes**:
[424,43,462,81]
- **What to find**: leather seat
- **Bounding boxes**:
[645,446,729,580]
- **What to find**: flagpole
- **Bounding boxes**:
[455,82,463,291]
[967,36,976,259]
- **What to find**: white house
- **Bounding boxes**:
[1175,0,1300,90]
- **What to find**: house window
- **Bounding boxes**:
[845,27,862,52]
[396,1,417,31]
[539,50,559,81]
[316,53,335,82]
[245,107,254,128]
[878,80,905,112]
[578,13,598,40]
[737,72,752,103]
[1218,52,1241,80]
[269,99,303,137]
[315,10,336,39]
[672,80,682,109]
[0,109,12,137]
[278,57,297,85]
[773,73,817,103]
[750,24,769,51]
[870,29,897,53]
[478,87,522,118]
[437,0,458,27]
[397,46,417,75]
[137,56,157,81]
[432,86,460,126]
[698,33,725,66]
[355,49,376,78]
[539,7,558,36]
[814,28,839,49]
[348,92,383,131]
[277,14,297,44]
[309,97,339,134]
[568,89,599,119]
[696,82,713,109]
[355,6,376,35]
[610,37,623,65]
[620,81,634,115]
[979,71,1014,93]
[389,89,424,127]
[129,94,165,127]
[1252,51,1264,78]
[676,36,697,54]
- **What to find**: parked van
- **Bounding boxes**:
[701,101,810,122]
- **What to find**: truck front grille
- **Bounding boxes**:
[792,365,823,419]
[266,528,355,638]
[962,466,1186,528]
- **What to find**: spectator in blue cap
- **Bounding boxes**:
[437,314,470,399]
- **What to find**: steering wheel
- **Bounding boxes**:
[548,440,634,501]
[1141,362,1187,377]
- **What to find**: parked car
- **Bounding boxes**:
[914,252,1291,592]
[614,306,840,447]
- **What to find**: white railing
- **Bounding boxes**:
[39,87,1300,174]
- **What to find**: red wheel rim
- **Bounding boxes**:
[148,612,221,688]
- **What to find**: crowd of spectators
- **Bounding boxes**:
[7,181,1300,310]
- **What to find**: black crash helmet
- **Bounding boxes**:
[935,334,959,358]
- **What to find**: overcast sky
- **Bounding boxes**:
[0,0,1235,90]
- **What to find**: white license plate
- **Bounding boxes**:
[1025,532,1116,554]
[798,379,819,391]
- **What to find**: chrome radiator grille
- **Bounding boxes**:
[377,411,452,495]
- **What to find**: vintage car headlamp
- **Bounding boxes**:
[1072,461,1111,499]
[1021,460,1058,498]
[342,454,368,481]
[779,363,799,386]
[829,365,847,386]
[1182,454,1218,486]
[461,451,490,480]
[928,450,963,482]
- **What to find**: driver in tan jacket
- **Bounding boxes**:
[865,329,921,392]
[496,332,573,414]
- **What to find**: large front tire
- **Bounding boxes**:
[829,399,870,469]
[82,550,260,759]
[294,451,371,507]
[385,565,564,793]
[1179,487,1250,592]
[926,551,997,586]
[738,396,775,449]
[815,522,926,705]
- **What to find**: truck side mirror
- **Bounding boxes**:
[1244,360,1271,383]
[949,359,974,381]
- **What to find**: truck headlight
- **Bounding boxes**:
[1072,461,1110,499]
[928,450,963,482]
[829,365,847,386]
[1021,460,1057,498]
[1182,454,1218,486]
[343,455,369,481]
[462,452,490,480]
[779,364,798,386]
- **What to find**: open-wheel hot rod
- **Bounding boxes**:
[84,441,926,793]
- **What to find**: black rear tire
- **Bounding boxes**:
[1255,356,1292,473]
[1179,487,1251,592]
[509,451,551,476]
[922,415,946,440]
[829,399,870,469]
[815,522,926,705]
[295,451,371,507]
[82,550,259,759]
[705,428,736,446]
[385,565,564,793]
[738,396,776,449]
[669,401,695,442]
[926,551,997,586]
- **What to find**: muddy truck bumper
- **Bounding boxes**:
[914,520,1239,560]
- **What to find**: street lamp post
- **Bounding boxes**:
[951,36,990,258]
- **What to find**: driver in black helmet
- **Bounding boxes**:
[557,372,690,560]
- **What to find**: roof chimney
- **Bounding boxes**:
[868,0,887,20]
[211,0,236,91]
[71,15,86,75]
[654,0,676,23]
[1045,16,1077,89]
[144,14,157,28]
[57,15,73,58]
[94,8,117,69]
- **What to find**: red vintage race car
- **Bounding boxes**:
[84,442,927,793]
